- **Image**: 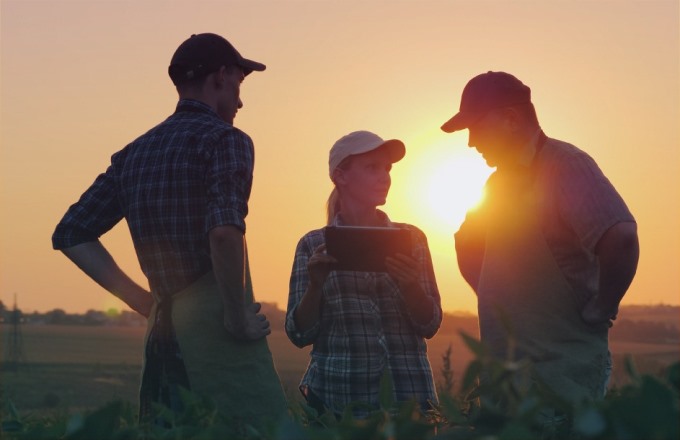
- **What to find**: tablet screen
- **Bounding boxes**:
[324,226,412,272]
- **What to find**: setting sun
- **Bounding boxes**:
[422,150,491,231]
[384,135,494,312]
[389,136,493,237]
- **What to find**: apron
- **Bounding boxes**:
[141,259,288,425]
[476,169,609,404]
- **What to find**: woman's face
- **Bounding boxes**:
[335,147,392,208]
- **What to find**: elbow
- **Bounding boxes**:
[596,222,640,280]
[618,222,639,249]
[209,225,244,248]
[596,222,639,260]
[284,313,314,348]
[422,320,441,339]
[625,230,640,265]
[290,337,311,349]
[423,327,439,340]
[420,307,443,340]
[286,331,313,349]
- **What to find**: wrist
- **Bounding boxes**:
[398,280,421,298]
[592,294,618,316]
[224,308,246,328]
[581,295,617,324]
[307,280,325,294]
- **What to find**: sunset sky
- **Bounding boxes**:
[1,0,678,315]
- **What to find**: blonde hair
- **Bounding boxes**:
[326,156,353,224]
[326,187,341,225]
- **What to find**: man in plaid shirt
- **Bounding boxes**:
[286,131,442,418]
[52,33,286,425]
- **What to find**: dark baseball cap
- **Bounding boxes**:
[168,33,266,85]
[441,71,531,133]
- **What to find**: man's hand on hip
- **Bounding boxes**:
[581,294,618,327]
[225,302,271,340]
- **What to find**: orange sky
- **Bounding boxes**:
[1,1,678,314]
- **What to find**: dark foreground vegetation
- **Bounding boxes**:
[2,333,678,440]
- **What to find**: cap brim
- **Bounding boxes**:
[377,139,406,163]
[239,58,266,76]
[441,112,473,133]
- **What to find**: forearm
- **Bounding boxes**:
[209,225,247,331]
[596,222,640,309]
[454,216,487,293]
[582,222,639,324]
[400,283,437,327]
[385,249,441,336]
[293,282,323,333]
[455,242,483,292]
[61,241,151,316]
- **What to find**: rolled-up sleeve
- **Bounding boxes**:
[52,166,123,249]
[285,234,322,347]
[205,130,254,233]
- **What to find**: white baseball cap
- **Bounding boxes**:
[328,131,406,178]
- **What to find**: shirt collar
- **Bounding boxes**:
[174,99,221,119]
[515,128,543,167]
[331,209,393,227]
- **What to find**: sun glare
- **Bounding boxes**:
[383,134,493,313]
[388,136,493,237]
[427,161,481,223]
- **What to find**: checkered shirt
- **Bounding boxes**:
[285,212,442,416]
[52,99,254,298]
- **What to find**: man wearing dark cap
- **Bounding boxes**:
[52,33,287,426]
[441,72,639,407]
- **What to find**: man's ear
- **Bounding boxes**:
[502,107,521,132]
[211,66,228,88]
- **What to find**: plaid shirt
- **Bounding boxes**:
[52,99,254,298]
[285,212,442,416]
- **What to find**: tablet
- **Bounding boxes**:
[324,226,412,272]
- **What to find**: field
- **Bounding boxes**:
[1,324,678,417]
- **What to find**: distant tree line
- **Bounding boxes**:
[610,318,679,343]
[0,300,146,327]
[1,300,678,343]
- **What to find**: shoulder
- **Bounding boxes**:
[166,106,255,149]
[199,126,254,165]
[539,136,607,181]
[210,127,255,161]
[194,121,253,147]
[295,228,326,254]
[219,126,253,144]
[542,137,599,168]
[391,222,429,243]
[300,228,325,241]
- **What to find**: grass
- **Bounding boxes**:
[1,324,678,417]
[1,363,140,413]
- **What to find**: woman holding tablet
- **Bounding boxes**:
[285,130,442,418]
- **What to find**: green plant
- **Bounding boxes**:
[2,335,678,440]
[573,358,679,440]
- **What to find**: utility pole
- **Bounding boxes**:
[4,293,27,371]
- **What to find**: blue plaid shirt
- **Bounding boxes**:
[285,212,442,416]
[52,99,254,298]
